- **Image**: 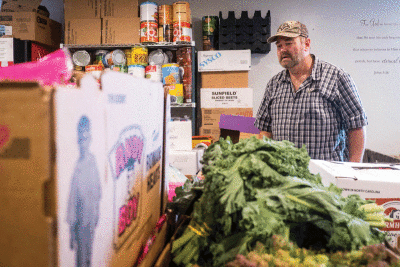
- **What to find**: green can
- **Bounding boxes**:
[202,16,218,50]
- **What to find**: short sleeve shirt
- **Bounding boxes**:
[254,55,368,161]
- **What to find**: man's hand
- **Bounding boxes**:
[258,131,273,139]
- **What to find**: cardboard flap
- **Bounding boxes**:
[1,0,43,12]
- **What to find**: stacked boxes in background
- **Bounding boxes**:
[0,1,62,48]
[198,49,253,142]
[64,0,140,45]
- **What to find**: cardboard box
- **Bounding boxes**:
[308,160,400,248]
[64,18,102,45]
[201,88,253,109]
[169,150,199,176]
[198,50,251,72]
[0,72,166,266]
[201,108,253,128]
[102,17,140,45]
[201,71,249,88]
[169,120,192,151]
[0,12,62,47]
[0,0,42,12]
[64,0,102,19]
[102,0,139,18]
[199,126,221,143]
[0,82,54,267]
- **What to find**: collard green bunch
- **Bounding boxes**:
[171,136,386,267]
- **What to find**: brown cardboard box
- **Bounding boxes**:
[201,108,253,128]
[64,0,102,19]
[199,126,221,142]
[64,18,102,45]
[0,12,62,47]
[201,71,249,88]
[102,17,140,44]
[0,73,166,266]
[102,0,139,18]
[0,82,55,267]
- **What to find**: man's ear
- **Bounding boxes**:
[305,38,311,51]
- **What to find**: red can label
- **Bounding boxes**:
[173,21,192,43]
[141,21,159,43]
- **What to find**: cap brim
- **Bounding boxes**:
[267,32,301,43]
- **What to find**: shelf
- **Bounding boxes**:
[61,41,195,50]
[171,103,196,108]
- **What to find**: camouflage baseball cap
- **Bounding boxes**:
[267,21,309,43]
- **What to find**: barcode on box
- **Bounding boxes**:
[203,129,211,134]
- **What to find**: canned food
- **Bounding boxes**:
[140,1,158,22]
[124,49,133,66]
[145,64,162,82]
[202,16,219,50]
[141,21,159,43]
[162,63,180,84]
[102,49,127,68]
[85,64,103,79]
[128,65,145,78]
[166,84,184,103]
[72,50,91,67]
[173,21,192,43]
[93,50,108,66]
[158,5,172,25]
[172,2,191,23]
[131,46,148,65]
[111,65,128,73]
[159,24,173,43]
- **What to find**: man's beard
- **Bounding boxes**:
[279,52,302,69]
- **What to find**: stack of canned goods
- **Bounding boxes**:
[71,47,151,79]
[139,1,192,44]
[172,2,192,43]
[176,47,193,102]
[140,1,159,43]
[158,4,173,43]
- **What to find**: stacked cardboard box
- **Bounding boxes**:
[64,0,140,45]
[0,72,167,267]
[0,1,62,47]
[198,50,253,142]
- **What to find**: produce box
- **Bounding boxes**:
[0,12,62,47]
[198,50,251,72]
[309,160,400,249]
[102,17,140,45]
[0,72,166,266]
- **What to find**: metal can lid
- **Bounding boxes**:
[72,50,91,66]
[112,49,127,65]
[94,49,109,55]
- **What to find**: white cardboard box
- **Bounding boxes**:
[169,150,198,176]
[309,159,400,248]
[198,50,251,72]
[200,88,253,108]
[169,120,192,151]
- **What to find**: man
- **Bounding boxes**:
[254,21,367,162]
[67,115,102,267]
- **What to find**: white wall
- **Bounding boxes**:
[39,0,400,156]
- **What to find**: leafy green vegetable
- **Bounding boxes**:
[171,136,386,266]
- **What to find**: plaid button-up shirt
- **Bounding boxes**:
[254,55,368,161]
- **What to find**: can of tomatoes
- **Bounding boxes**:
[141,21,159,43]
[173,21,192,43]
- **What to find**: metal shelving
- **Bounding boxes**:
[62,42,198,135]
